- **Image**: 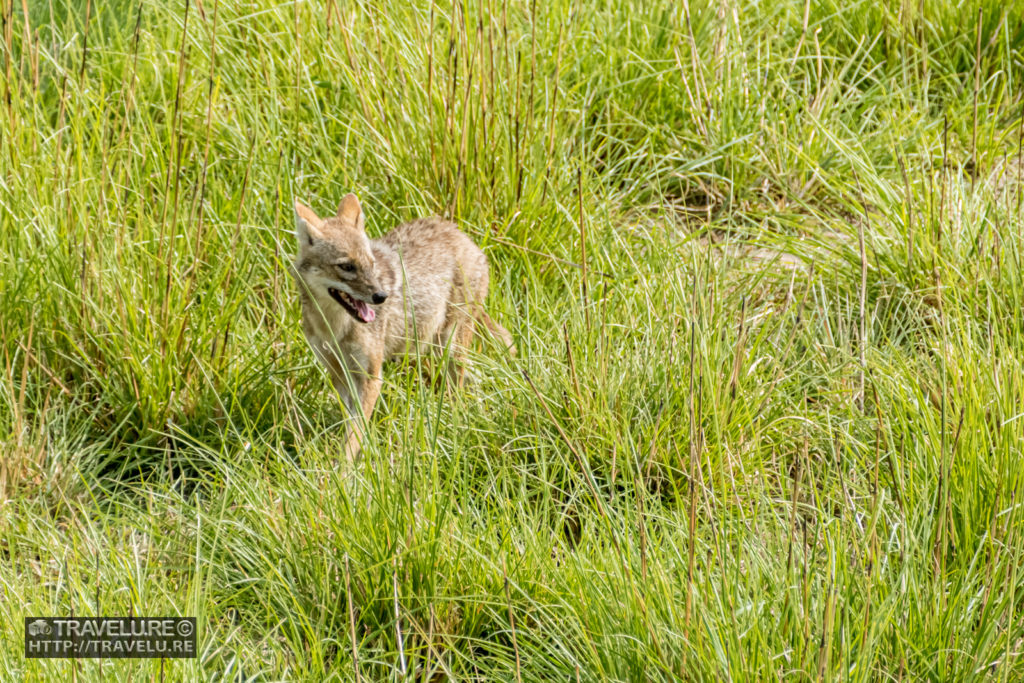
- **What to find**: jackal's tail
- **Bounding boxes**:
[476,311,516,356]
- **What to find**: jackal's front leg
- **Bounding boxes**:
[339,357,383,463]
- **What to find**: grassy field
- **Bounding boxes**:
[2,0,1024,679]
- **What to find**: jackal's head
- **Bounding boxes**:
[292,194,388,323]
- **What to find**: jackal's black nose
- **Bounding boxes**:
[372,291,388,305]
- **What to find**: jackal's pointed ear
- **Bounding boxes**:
[294,200,325,246]
[337,193,365,232]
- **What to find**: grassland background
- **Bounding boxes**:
[2,0,1024,680]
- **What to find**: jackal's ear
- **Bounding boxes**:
[337,193,365,232]
[294,200,325,246]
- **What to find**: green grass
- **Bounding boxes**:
[2,0,1024,679]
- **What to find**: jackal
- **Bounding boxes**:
[291,194,514,461]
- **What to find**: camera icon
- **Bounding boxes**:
[27,620,52,636]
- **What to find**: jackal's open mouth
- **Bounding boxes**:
[328,287,376,323]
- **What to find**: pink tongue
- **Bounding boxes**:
[355,300,375,322]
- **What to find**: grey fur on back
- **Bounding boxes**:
[374,217,490,357]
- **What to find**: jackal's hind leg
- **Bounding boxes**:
[447,316,476,388]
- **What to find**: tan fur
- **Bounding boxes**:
[291,195,514,462]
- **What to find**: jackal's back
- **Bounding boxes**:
[380,217,489,348]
